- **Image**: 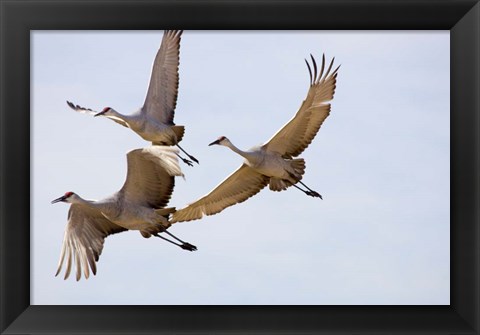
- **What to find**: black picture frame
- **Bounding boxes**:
[1,0,479,334]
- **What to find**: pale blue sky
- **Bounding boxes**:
[32,31,450,305]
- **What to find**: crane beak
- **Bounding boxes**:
[51,196,66,204]
[208,139,220,146]
[94,111,106,117]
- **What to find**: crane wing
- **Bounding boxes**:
[66,101,129,128]
[171,164,269,223]
[66,100,98,115]
[120,146,184,209]
[56,204,127,281]
[262,55,339,158]
[141,30,183,125]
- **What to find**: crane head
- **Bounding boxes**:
[51,191,75,204]
[94,107,112,117]
[209,136,228,146]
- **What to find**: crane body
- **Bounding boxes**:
[66,30,198,165]
[215,140,305,191]
[172,54,339,223]
[52,146,196,281]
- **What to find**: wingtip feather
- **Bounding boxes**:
[305,59,313,85]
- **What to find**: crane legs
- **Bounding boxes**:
[286,171,322,199]
[292,182,323,199]
[176,144,199,167]
[153,230,198,251]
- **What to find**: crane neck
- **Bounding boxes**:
[71,195,98,208]
[224,141,256,162]
[110,109,131,122]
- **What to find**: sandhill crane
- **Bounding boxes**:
[51,146,197,281]
[66,30,199,166]
[171,54,339,223]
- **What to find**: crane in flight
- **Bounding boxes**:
[52,146,196,281]
[171,54,339,223]
[66,30,199,166]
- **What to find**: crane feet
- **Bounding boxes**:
[292,183,323,199]
[176,144,199,166]
[306,191,323,199]
[188,155,199,165]
[181,242,198,251]
[180,157,194,167]
[153,232,197,251]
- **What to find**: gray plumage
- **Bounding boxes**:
[172,55,339,223]
[52,146,184,281]
[66,30,198,165]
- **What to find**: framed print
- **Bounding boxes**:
[1,0,479,334]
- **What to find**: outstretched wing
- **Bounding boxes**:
[119,146,184,209]
[262,55,340,158]
[56,204,127,281]
[171,164,269,223]
[66,100,98,115]
[142,30,183,125]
